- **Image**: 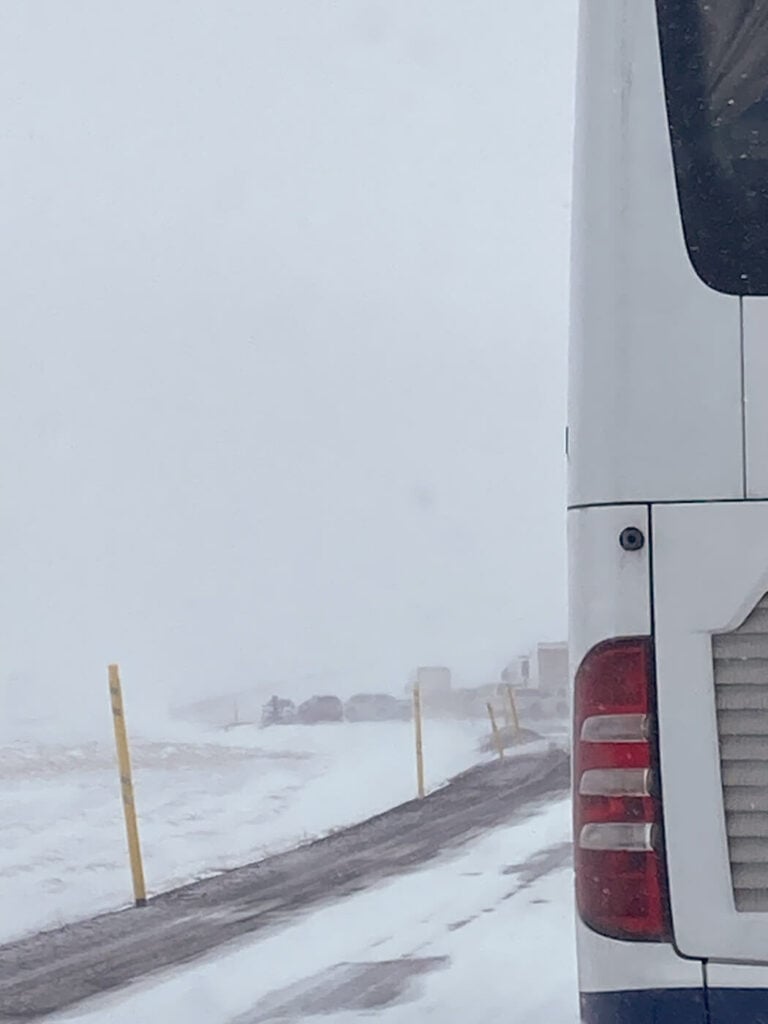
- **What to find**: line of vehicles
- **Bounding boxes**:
[260,686,569,729]
[260,692,412,727]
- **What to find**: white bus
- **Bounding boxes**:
[569,2,768,1021]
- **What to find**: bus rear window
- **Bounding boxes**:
[657,0,768,295]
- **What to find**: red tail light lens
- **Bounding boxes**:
[574,637,671,942]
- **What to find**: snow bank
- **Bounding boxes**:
[0,717,492,942]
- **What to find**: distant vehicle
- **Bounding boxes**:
[528,700,543,720]
[295,695,344,724]
[344,693,410,722]
[415,666,452,698]
[260,696,296,727]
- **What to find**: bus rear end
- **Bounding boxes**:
[570,2,768,1021]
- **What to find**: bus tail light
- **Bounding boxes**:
[574,637,671,941]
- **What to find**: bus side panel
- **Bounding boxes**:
[569,0,741,508]
[744,299,768,500]
[568,504,650,670]
[577,921,705,1015]
[569,504,705,1015]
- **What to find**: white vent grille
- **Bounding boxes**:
[714,594,768,911]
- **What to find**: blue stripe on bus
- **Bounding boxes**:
[707,987,768,1023]
[580,988,706,1023]
[582,987,768,1023]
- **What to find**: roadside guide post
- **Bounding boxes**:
[108,664,147,907]
[413,681,426,798]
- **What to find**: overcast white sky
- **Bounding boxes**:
[0,2,577,723]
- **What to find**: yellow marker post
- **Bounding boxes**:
[502,688,512,730]
[506,684,521,738]
[108,664,147,907]
[487,702,505,761]
[413,682,426,799]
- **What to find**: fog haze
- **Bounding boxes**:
[0,2,577,724]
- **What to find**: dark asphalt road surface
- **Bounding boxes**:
[0,747,569,1021]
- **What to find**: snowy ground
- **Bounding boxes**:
[46,796,578,1024]
[1,715,523,943]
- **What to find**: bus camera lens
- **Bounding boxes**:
[619,527,645,552]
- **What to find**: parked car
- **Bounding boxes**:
[295,695,344,724]
[260,696,296,727]
[344,693,409,722]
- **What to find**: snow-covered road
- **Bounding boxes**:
[46,797,577,1024]
[1,718,504,943]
